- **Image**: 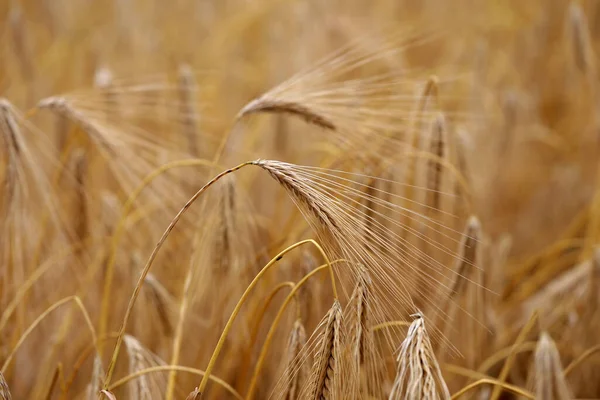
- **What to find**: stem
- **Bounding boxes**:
[0,238,89,333]
[165,257,197,400]
[98,158,217,355]
[564,344,600,376]
[234,281,296,390]
[109,366,243,400]
[489,311,538,400]
[193,239,337,397]
[371,320,411,333]
[451,379,534,400]
[245,261,343,400]
[102,161,250,389]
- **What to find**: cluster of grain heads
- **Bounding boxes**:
[389,314,450,400]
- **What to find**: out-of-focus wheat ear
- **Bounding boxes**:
[0,372,11,400]
[38,97,114,154]
[433,216,481,328]
[389,313,450,400]
[485,234,511,330]
[0,99,21,234]
[283,319,308,400]
[8,5,34,82]
[309,300,342,400]
[527,333,573,400]
[585,247,600,306]
[67,148,88,254]
[449,127,471,224]
[94,65,119,121]
[178,64,200,157]
[237,97,336,131]
[425,113,448,214]
[568,2,595,77]
[124,334,167,400]
[212,175,236,277]
[406,75,439,149]
[143,273,173,336]
[86,355,104,400]
[401,76,439,236]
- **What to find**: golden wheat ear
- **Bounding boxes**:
[345,267,383,399]
[389,313,450,400]
[527,332,573,400]
[0,372,11,400]
[308,299,343,400]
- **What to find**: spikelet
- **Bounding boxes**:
[389,314,450,400]
[528,333,573,400]
[308,300,343,400]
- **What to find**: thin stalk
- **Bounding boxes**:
[1,296,97,373]
[191,240,337,398]
[109,366,242,400]
[102,161,252,389]
[245,261,343,400]
[98,158,217,355]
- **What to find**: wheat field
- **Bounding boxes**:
[1,0,600,399]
